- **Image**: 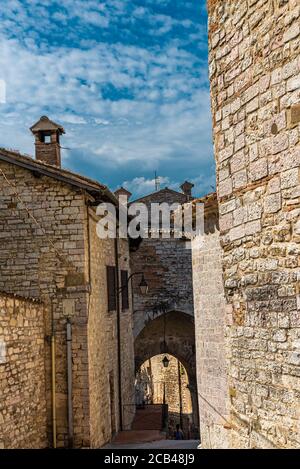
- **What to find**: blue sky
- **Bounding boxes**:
[0,0,214,198]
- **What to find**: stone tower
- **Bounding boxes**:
[205,0,300,449]
[30,116,65,167]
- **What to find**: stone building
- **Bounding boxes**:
[0,116,135,448]
[192,0,300,448]
[126,184,200,434]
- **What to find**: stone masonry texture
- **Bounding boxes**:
[206,0,300,448]
[0,156,135,447]
[130,188,194,338]
[0,293,47,449]
[192,195,231,448]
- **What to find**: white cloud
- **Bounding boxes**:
[59,114,87,125]
[122,170,216,201]
[0,0,213,198]
[0,80,6,104]
[122,176,171,197]
[94,118,110,125]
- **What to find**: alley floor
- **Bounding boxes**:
[104,439,199,449]
[103,430,199,449]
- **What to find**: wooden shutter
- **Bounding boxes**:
[121,270,129,310]
[106,266,116,311]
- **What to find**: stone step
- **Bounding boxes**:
[131,405,163,431]
[112,430,166,445]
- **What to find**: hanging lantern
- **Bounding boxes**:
[162,355,170,368]
[139,274,148,295]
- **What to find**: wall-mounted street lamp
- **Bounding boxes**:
[138,274,148,295]
[118,271,148,296]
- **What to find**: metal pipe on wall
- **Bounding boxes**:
[114,234,123,432]
[66,318,74,448]
[178,359,183,429]
[51,333,57,449]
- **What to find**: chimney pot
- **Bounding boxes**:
[180,181,194,199]
[114,187,132,204]
[30,116,65,167]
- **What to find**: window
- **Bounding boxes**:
[121,270,129,310]
[39,132,51,143]
[106,266,116,311]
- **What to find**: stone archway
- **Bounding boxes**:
[135,353,195,438]
[134,310,199,430]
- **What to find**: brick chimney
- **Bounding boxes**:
[114,187,132,204]
[180,181,194,200]
[30,116,65,167]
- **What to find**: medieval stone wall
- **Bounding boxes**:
[0,293,47,448]
[192,196,230,448]
[87,213,135,447]
[207,0,300,448]
[130,189,194,338]
[132,237,194,337]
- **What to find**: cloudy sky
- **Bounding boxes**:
[0,0,214,198]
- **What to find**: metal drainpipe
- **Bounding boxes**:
[51,303,57,449]
[114,234,123,431]
[178,359,183,430]
[66,318,74,448]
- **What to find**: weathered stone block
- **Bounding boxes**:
[287,74,300,92]
[233,169,247,189]
[272,134,289,155]
[287,104,300,128]
[281,168,299,189]
[230,225,245,241]
[264,193,282,213]
[283,23,300,43]
[219,178,233,197]
[220,213,233,231]
[249,158,268,181]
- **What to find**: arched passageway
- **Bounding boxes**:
[134,311,199,437]
[135,353,198,438]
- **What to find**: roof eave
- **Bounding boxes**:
[0,150,118,206]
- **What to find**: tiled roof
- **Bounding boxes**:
[0,148,117,205]
[132,187,189,203]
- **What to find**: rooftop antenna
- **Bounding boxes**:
[155,171,160,192]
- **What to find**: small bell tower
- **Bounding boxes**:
[30,116,65,167]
